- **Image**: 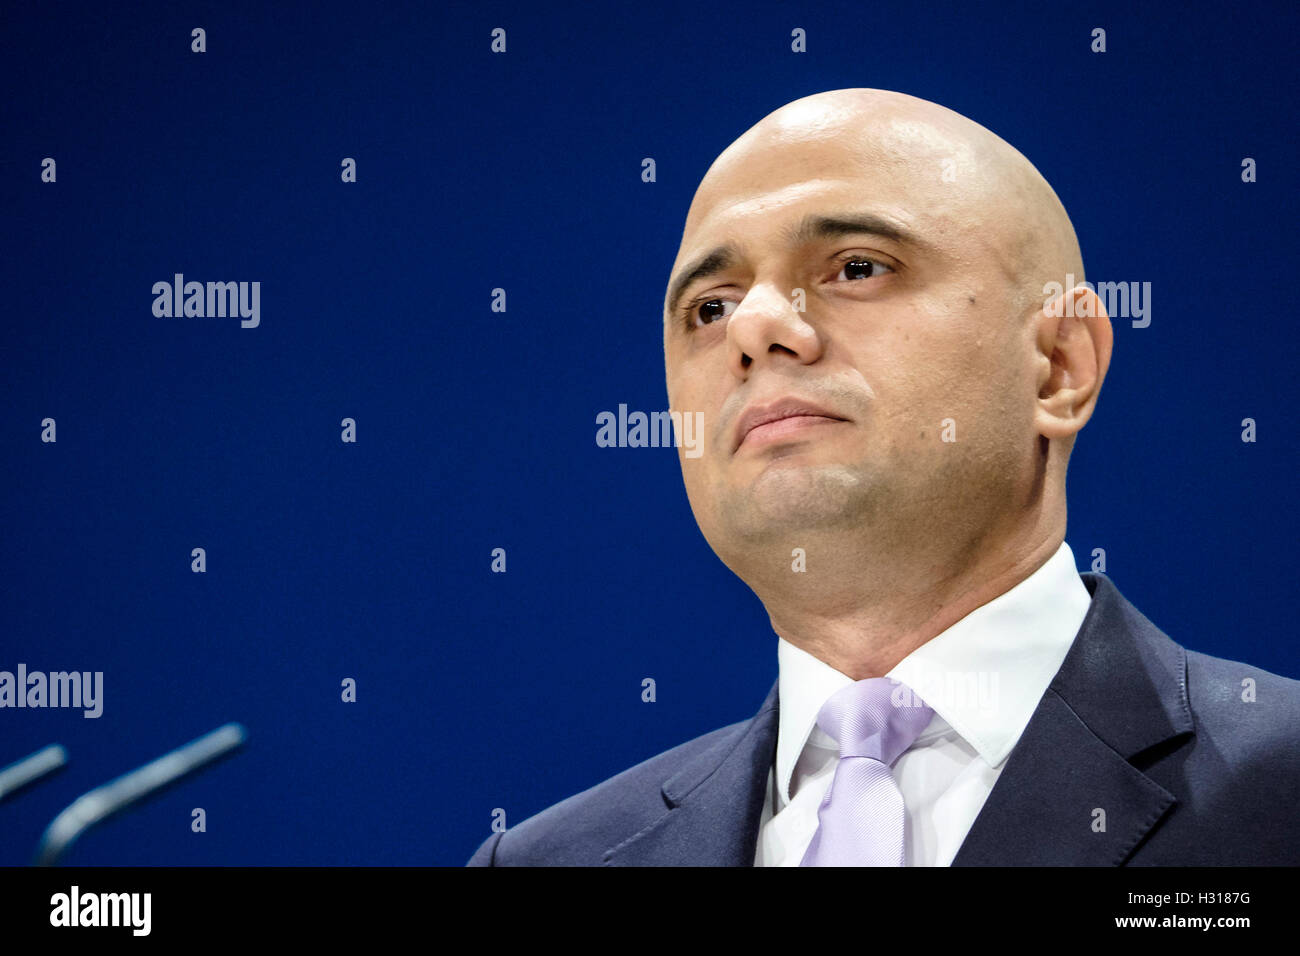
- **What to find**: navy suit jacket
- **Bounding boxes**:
[468,572,1300,865]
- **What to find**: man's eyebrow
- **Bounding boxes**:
[665,247,737,318]
[665,212,919,318]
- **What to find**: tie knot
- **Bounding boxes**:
[816,677,933,764]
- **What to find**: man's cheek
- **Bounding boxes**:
[680,456,708,494]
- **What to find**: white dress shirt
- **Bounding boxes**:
[754,540,1093,866]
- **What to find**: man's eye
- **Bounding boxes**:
[836,256,893,281]
[682,257,892,330]
[687,298,738,329]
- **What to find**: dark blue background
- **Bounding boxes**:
[2,0,1296,865]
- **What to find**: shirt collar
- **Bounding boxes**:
[773,540,1094,807]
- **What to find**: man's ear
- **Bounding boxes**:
[1034,285,1114,441]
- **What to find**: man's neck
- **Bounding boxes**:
[757,531,1064,681]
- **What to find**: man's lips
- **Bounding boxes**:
[733,398,849,452]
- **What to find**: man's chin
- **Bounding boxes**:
[723,461,873,536]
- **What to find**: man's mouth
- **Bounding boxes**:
[734,398,849,452]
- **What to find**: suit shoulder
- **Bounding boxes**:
[1185,646,1300,709]
[1184,647,1300,766]
[1097,570,1300,759]
[487,716,754,866]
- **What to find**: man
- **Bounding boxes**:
[467,89,1300,866]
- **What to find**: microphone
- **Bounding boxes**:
[34,722,247,866]
[0,744,68,802]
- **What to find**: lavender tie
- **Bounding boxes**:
[800,678,934,866]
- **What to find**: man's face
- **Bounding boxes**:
[663,100,1042,574]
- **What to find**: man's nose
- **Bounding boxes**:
[727,285,825,380]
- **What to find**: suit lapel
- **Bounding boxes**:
[603,681,779,865]
[603,572,1192,866]
[951,572,1194,865]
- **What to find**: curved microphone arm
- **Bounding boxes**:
[34,722,247,866]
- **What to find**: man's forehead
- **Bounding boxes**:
[676,182,917,262]
[677,112,986,255]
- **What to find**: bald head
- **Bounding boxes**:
[678,88,1084,327]
[659,87,1112,676]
